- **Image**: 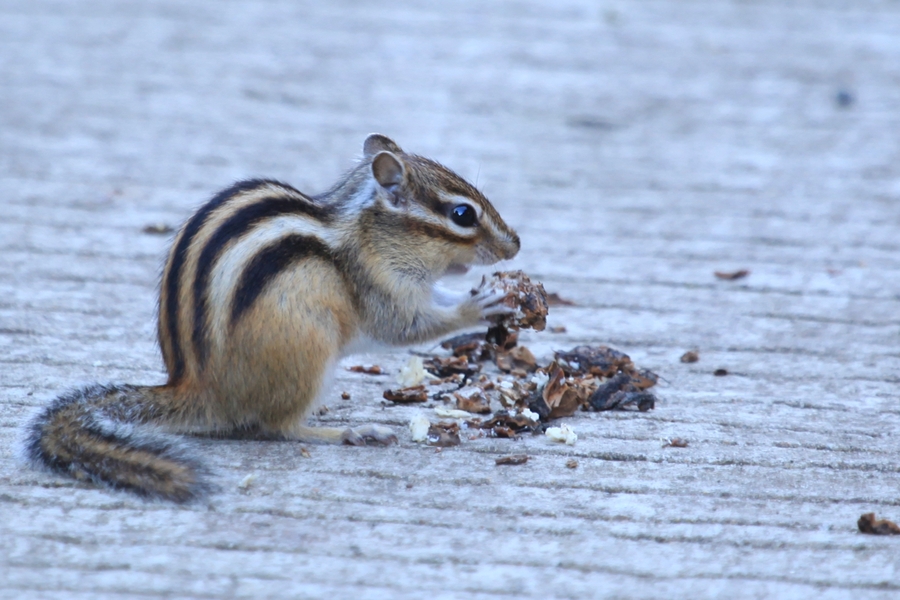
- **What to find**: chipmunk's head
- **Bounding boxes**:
[362,134,520,276]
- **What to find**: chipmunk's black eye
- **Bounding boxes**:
[451,204,477,227]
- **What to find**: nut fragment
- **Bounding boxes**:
[680,350,699,363]
[565,459,578,469]
[495,454,529,466]
[426,422,461,447]
[662,438,689,448]
[348,365,383,375]
[383,386,428,403]
[142,223,174,235]
[858,513,900,535]
[555,345,634,378]
[454,386,491,414]
[714,269,750,280]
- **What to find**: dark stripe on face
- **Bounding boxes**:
[230,234,336,328]
[400,215,476,245]
[191,195,332,369]
[162,179,273,383]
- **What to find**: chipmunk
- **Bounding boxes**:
[23,134,520,502]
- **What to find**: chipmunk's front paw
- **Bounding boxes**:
[469,277,516,319]
[341,424,398,446]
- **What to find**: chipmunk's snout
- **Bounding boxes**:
[499,232,520,260]
[508,233,521,258]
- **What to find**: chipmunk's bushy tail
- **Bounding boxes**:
[23,383,209,503]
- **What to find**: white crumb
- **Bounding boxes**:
[434,407,474,419]
[546,424,577,445]
[530,371,550,389]
[397,356,428,387]
[409,414,431,442]
[520,408,540,423]
[238,473,257,490]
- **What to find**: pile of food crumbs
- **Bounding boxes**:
[374,271,661,447]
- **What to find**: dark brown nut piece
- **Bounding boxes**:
[555,345,634,378]
[495,454,529,466]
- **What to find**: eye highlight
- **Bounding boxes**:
[450,204,477,227]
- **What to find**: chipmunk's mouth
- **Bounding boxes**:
[444,263,471,276]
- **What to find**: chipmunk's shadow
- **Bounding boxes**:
[188,426,291,442]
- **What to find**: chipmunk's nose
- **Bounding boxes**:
[503,233,521,259]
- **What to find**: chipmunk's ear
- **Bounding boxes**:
[371,151,405,196]
[363,134,403,158]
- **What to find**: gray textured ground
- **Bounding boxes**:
[2,0,900,598]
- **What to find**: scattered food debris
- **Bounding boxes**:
[714,269,750,281]
[565,459,578,469]
[142,223,174,235]
[713,369,728,376]
[300,447,311,458]
[550,326,567,333]
[858,513,900,535]
[409,414,430,442]
[495,454,529,466]
[546,424,577,445]
[426,422,461,447]
[680,350,699,363]
[546,292,576,306]
[663,438,689,448]
[348,365,383,375]
[383,386,428,403]
[386,273,661,450]
[238,473,257,490]
[314,406,329,416]
[340,391,351,400]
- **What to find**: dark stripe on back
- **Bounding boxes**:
[163,179,273,383]
[191,194,332,369]
[230,234,336,328]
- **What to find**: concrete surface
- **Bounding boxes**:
[2,0,900,598]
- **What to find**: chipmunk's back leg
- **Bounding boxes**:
[23,384,209,503]
[220,263,396,445]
